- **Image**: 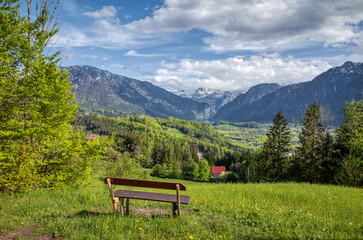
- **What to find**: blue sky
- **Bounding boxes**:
[50,0,363,91]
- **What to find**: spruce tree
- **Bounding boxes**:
[261,111,291,180]
[297,102,332,183]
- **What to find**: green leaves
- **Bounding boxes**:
[0,0,104,192]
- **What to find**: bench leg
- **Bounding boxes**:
[177,204,181,217]
[172,203,177,217]
[126,198,130,215]
[120,198,124,215]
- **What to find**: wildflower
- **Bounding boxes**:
[138,227,142,231]
[21,222,24,225]
[219,235,223,238]
[189,236,194,239]
[105,226,109,229]
[136,220,139,222]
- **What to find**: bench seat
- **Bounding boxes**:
[114,190,191,204]
[105,177,190,216]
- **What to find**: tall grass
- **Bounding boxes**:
[1,176,362,239]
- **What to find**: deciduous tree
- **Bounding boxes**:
[0,0,105,191]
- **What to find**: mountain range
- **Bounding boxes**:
[172,88,244,111]
[67,65,214,121]
[66,61,362,124]
[213,61,363,124]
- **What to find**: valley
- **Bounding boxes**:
[1,1,362,240]
[213,123,300,149]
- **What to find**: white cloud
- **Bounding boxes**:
[57,1,363,52]
[124,50,165,57]
[56,5,165,49]
[126,0,363,51]
[152,54,332,91]
[84,55,108,61]
[83,5,118,19]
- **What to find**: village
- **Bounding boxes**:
[213,123,300,149]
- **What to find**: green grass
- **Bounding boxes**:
[165,127,185,137]
[216,127,268,149]
[1,176,362,239]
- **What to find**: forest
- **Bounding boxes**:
[73,100,362,187]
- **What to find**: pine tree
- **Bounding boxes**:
[261,111,291,180]
[297,102,332,183]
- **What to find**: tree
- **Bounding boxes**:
[0,0,102,191]
[297,102,333,183]
[261,111,291,180]
[198,159,211,181]
[334,100,363,186]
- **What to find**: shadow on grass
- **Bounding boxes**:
[74,207,175,218]
[74,210,114,218]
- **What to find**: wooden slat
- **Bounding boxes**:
[114,190,191,204]
[104,177,187,191]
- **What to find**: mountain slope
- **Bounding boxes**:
[67,65,214,120]
[213,83,281,121]
[213,61,363,124]
[174,88,244,111]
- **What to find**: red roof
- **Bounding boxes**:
[211,166,226,174]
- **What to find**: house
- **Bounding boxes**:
[211,166,226,178]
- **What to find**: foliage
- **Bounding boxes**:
[296,102,333,183]
[261,111,291,180]
[334,100,363,186]
[76,115,243,182]
[0,0,108,192]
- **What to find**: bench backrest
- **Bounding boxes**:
[104,177,187,191]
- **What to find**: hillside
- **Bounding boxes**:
[67,65,214,121]
[173,87,244,111]
[213,83,281,121]
[213,61,363,124]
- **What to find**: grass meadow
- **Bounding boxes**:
[0,176,362,239]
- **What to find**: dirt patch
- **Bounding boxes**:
[0,226,63,240]
[129,206,171,217]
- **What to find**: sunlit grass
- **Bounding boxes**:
[165,127,185,137]
[1,176,362,239]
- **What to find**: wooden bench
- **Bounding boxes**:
[104,177,191,217]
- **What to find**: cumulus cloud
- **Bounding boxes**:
[56,5,164,49]
[56,1,362,51]
[83,5,118,19]
[126,0,363,51]
[152,54,332,91]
